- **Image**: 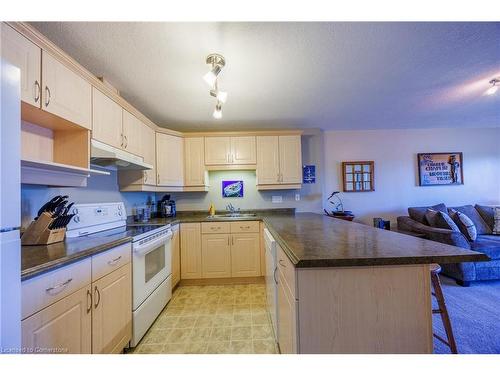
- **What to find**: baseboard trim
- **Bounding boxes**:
[179,276,265,286]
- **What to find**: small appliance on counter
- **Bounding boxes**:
[157,194,176,218]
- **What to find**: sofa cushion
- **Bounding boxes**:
[449,205,491,235]
[475,205,495,231]
[494,207,500,235]
[408,203,447,224]
[449,209,477,241]
[471,235,500,260]
[425,209,460,231]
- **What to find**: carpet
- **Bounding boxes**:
[433,275,500,354]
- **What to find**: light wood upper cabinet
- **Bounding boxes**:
[142,123,156,185]
[231,233,261,277]
[22,285,92,354]
[156,133,184,186]
[202,234,232,278]
[1,23,41,107]
[205,136,256,165]
[92,88,122,149]
[91,263,132,354]
[180,223,202,279]
[42,51,91,129]
[257,135,302,186]
[204,137,231,165]
[122,110,143,157]
[279,135,302,183]
[184,137,207,186]
[256,136,280,184]
[171,225,180,289]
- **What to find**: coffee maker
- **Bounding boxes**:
[158,194,176,218]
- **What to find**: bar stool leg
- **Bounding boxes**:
[431,272,458,354]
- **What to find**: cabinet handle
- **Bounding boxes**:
[277,173,280,182]
[210,226,221,230]
[232,235,234,245]
[124,135,128,148]
[227,237,230,246]
[227,153,230,163]
[107,255,122,266]
[279,259,286,268]
[45,278,72,294]
[240,226,250,229]
[273,267,278,284]
[157,173,160,184]
[120,134,124,147]
[34,80,40,103]
[231,154,234,163]
[94,286,101,308]
[86,289,92,313]
[44,86,51,107]
[144,171,147,183]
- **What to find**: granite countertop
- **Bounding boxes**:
[21,209,488,281]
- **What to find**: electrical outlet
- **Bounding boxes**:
[295,193,300,201]
[272,195,283,203]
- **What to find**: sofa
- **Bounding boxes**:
[397,203,499,286]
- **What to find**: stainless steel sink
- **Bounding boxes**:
[207,213,257,219]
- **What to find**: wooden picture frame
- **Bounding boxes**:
[417,152,464,186]
[342,161,375,192]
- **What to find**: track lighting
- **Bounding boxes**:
[204,53,227,119]
[486,78,499,96]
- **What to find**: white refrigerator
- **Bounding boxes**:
[0,55,21,352]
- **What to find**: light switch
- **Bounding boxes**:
[295,194,300,201]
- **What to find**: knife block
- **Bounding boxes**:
[21,212,66,246]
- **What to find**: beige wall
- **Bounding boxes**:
[323,127,500,226]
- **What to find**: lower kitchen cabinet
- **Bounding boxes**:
[180,223,202,279]
[277,271,298,354]
[92,263,132,354]
[21,285,92,354]
[171,225,180,288]
[201,234,232,278]
[231,233,261,277]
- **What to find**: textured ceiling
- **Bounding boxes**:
[31,22,500,131]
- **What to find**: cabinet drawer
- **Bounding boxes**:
[22,258,91,319]
[277,245,297,299]
[201,222,231,234]
[230,221,260,233]
[91,243,131,282]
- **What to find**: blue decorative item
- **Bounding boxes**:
[303,165,316,184]
[222,180,244,198]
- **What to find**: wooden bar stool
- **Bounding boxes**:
[430,264,458,354]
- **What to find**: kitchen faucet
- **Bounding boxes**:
[226,203,240,216]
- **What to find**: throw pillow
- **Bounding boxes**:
[424,209,440,227]
[494,207,500,235]
[449,208,477,241]
[475,205,495,231]
[450,205,491,235]
[434,211,460,232]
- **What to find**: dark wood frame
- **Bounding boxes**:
[417,152,464,187]
[342,161,375,192]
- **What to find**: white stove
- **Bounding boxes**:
[66,202,173,347]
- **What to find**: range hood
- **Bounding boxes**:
[90,139,153,170]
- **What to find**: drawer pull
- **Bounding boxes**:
[45,278,73,294]
[107,255,122,266]
[240,226,250,229]
[279,259,286,268]
[210,226,221,230]
[94,286,101,308]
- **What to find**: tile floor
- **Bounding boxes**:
[129,283,279,354]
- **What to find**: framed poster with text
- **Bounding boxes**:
[417,152,463,186]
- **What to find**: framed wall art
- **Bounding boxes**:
[222,180,244,197]
[342,161,374,192]
[417,152,463,186]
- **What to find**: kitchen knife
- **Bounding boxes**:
[36,195,61,218]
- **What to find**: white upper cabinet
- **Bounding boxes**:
[279,135,302,183]
[156,133,184,186]
[92,88,123,149]
[122,110,144,157]
[205,136,256,166]
[204,137,231,165]
[184,137,207,186]
[42,51,92,129]
[1,23,41,107]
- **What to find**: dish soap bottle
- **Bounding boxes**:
[209,203,215,217]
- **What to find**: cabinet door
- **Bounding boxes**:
[256,136,280,184]
[231,233,261,277]
[92,263,132,354]
[184,137,206,186]
[42,51,91,129]
[142,123,156,185]
[156,133,184,186]
[279,135,302,184]
[204,137,231,165]
[122,110,143,157]
[22,286,92,354]
[171,225,181,288]
[277,272,297,354]
[180,223,202,279]
[92,88,122,149]
[201,234,232,278]
[231,136,256,165]
[1,23,41,107]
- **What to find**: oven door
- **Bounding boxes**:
[132,230,172,310]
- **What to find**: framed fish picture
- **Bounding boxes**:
[417,152,464,186]
[222,180,244,198]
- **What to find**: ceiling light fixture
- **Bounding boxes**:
[486,78,499,96]
[204,53,227,119]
